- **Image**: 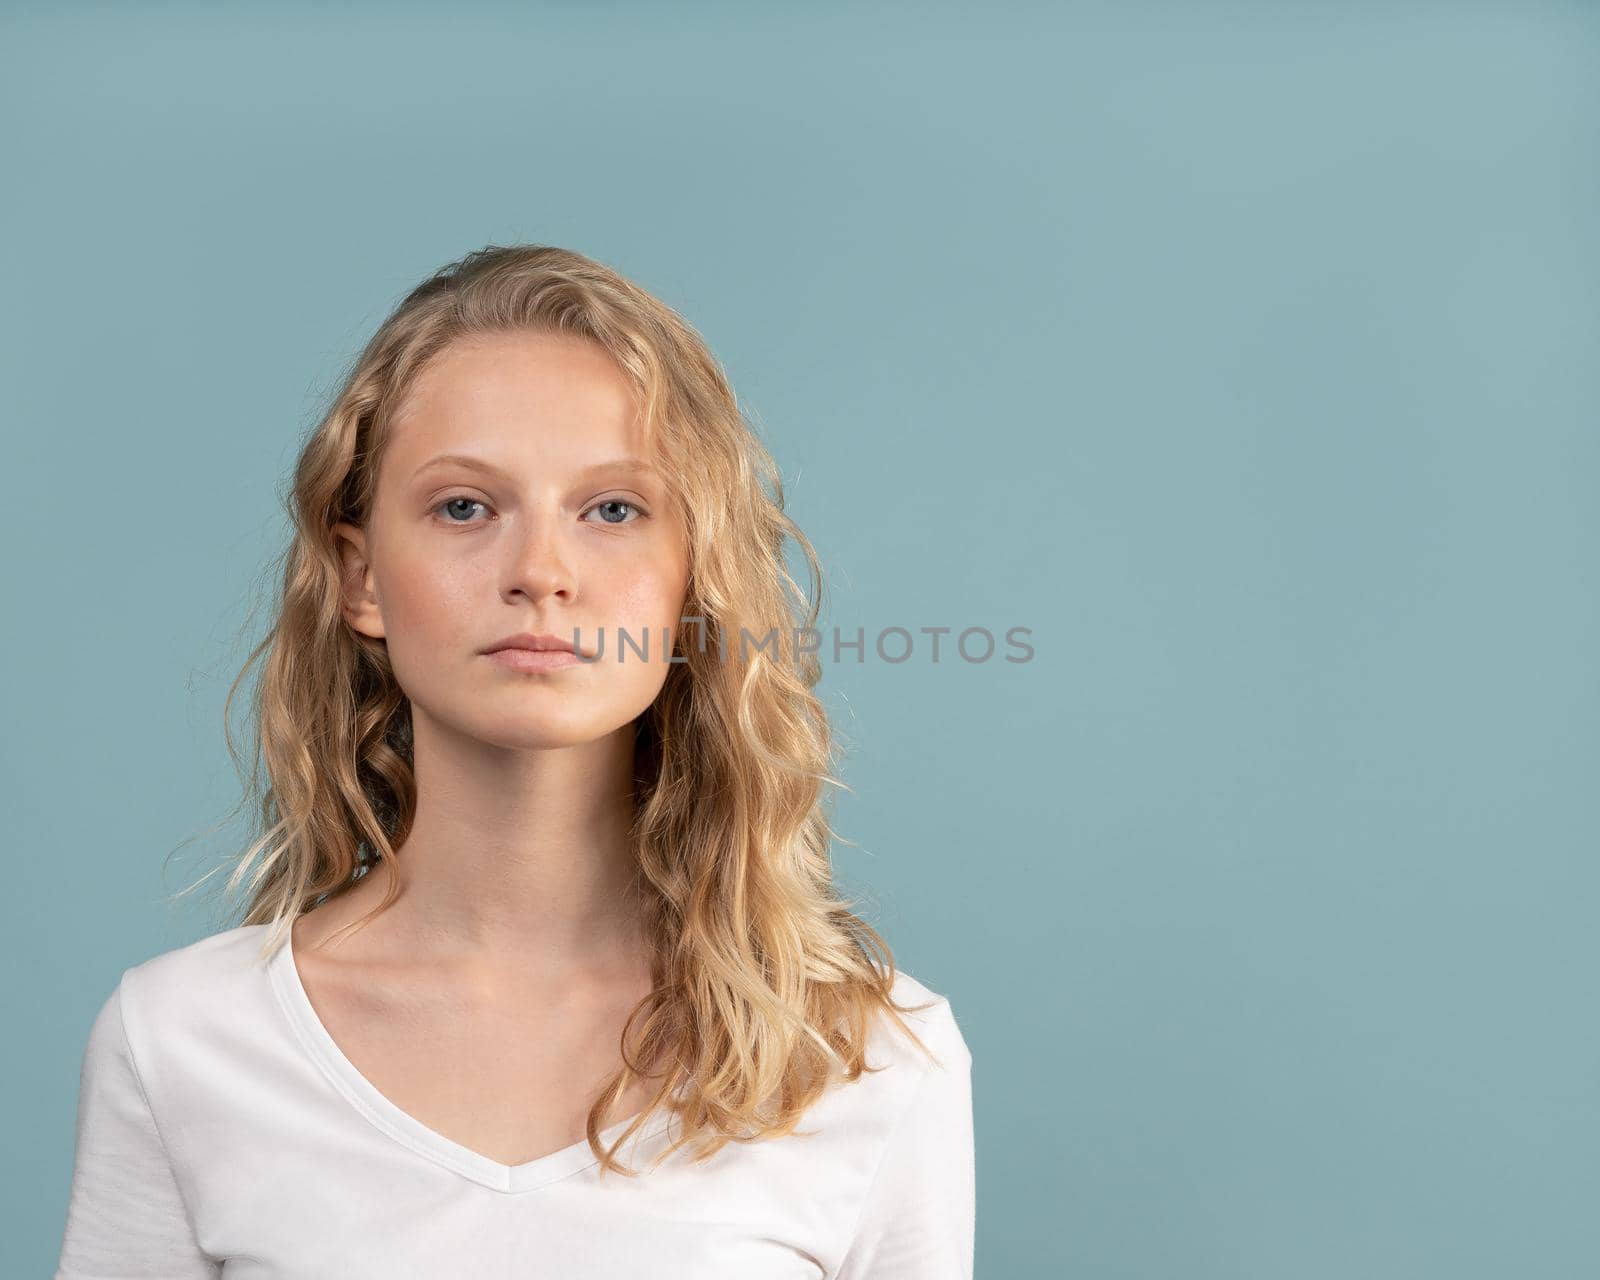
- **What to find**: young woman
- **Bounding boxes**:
[55,245,974,1279]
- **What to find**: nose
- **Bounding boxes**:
[500,508,577,606]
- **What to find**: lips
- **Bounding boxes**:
[480,631,587,658]
[485,646,583,672]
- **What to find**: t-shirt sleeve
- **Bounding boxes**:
[55,974,221,1279]
[831,1003,976,1280]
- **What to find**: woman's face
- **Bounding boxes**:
[333,329,691,750]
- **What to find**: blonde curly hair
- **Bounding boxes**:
[171,244,939,1178]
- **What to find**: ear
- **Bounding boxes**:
[332,522,386,641]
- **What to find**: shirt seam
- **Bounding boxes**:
[116,970,216,1263]
[266,938,678,1196]
[824,1046,945,1280]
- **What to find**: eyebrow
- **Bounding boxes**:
[410,454,659,483]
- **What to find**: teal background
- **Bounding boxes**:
[4,2,1596,1275]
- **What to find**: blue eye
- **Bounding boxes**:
[584,499,641,526]
[434,496,488,524]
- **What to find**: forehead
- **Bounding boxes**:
[385,331,647,471]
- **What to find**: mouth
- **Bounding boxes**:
[483,647,584,672]
[479,631,591,670]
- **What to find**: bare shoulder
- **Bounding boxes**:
[286,883,423,1021]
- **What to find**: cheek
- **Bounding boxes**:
[597,554,689,628]
[380,552,482,644]
[604,566,688,633]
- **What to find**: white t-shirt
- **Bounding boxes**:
[55,923,974,1278]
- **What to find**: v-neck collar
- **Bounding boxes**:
[265,925,681,1194]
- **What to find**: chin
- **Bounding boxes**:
[465,706,640,752]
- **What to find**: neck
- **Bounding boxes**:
[351,708,654,988]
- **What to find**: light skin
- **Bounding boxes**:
[288,329,690,1164]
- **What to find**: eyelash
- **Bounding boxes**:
[430,495,645,528]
